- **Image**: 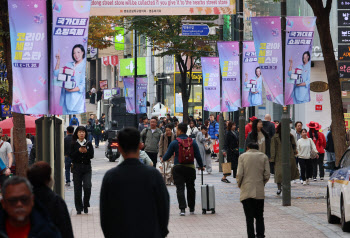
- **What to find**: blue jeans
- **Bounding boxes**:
[94,135,100,146]
[88,133,93,143]
[327,152,336,175]
[65,157,72,183]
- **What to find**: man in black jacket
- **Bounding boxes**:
[64,126,74,186]
[100,127,170,238]
[262,114,275,139]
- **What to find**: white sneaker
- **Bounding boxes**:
[303,181,307,186]
[306,179,310,185]
[292,180,296,184]
[300,180,303,184]
[203,171,208,175]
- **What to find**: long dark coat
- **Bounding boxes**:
[223,130,239,168]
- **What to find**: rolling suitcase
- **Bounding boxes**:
[201,170,216,214]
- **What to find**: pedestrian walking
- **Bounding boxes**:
[64,126,74,186]
[118,150,154,166]
[88,114,95,126]
[85,121,94,142]
[245,116,257,139]
[70,126,94,214]
[0,128,13,188]
[159,121,166,133]
[244,119,271,159]
[69,114,79,126]
[93,119,102,148]
[223,121,239,179]
[162,123,204,216]
[208,114,219,152]
[196,125,212,175]
[90,86,96,104]
[27,162,74,238]
[0,176,61,238]
[308,122,326,181]
[97,88,103,102]
[326,124,335,176]
[292,121,303,183]
[270,123,299,195]
[236,142,270,238]
[141,116,162,167]
[297,129,319,185]
[262,114,275,139]
[186,120,199,139]
[99,113,106,126]
[158,124,175,185]
[100,127,170,238]
[138,116,150,132]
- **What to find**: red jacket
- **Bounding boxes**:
[245,123,252,139]
[307,132,326,154]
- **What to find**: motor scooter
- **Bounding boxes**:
[105,130,120,162]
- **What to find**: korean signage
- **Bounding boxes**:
[339,45,350,61]
[339,62,350,78]
[8,0,49,114]
[90,0,236,16]
[201,57,220,112]
[1,105,12,117]
[339,0,350,10]
[338,27,350,43]
[115,27,125,51]
[119,58,146,76]
[339,10,350,26]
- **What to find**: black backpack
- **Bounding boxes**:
[72,118,77,125]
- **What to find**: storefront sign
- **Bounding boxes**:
[315,104,322,112]
[136,77,147,114]
[338,27,350,43]
[50,0,92,115]
[339,10,350,26]
[102,56,110,66]
[339,0,350,10]
[251,16,284,105]
[109,55,119,66]
[119,57,146,76]
[201,57,220,112]
[339,62,350,78]
[87,46,97,59]
[217,41,240,111]
[123,77,135,114]
[310,81,329,92]
[1,105,12,117]
[8,0,49,114]
[339,45,350,61]
[285,16,316,105]
[115,27,124,51]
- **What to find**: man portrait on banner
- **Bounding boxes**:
[138,91,147,114]
[244,67,263,107]
[54,44,86,114]
[287,51,311,104]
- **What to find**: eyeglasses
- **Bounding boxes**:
[5,195,31,206]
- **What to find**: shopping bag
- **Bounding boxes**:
[213,140,219,154]
[222,158,232,176]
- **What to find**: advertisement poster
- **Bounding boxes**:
[218,41,240,111]
[1,105,12,117]
[123,77,135,114]
[8,0,48,114]
[119,58,146,76]
[242,41,261,107]
[115,27,124,51]
[175,93,183,113]
[103,89,112,100]
[136,77,147,114]
[201,57,220,112]
[50,0,92,115]
[251,16,284,105]
[285,16,316,105]
[99,80,108,89]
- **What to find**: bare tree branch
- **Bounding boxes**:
[325,0,333,14]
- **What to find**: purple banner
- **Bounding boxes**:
[50,0,91,115]
[252,17,284,105]
[8,0,49,114]
[123,77,135,114]
[242,41,261,107]
[285,17,316,105]
[136,77,147,114]
[201,57,220,112]
[218,42,240,111]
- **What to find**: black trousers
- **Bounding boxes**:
[172,165,196,210]
[299,158,312,181]
[73,164,92,212]
[242,198,265,238]
[146,152,158,168]
[312,153,325,178]
[269,162,275,175]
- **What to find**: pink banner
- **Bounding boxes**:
[201,57,220,112]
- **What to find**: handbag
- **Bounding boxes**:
[204,143,211,154]
[309,138,318,159]
[222,156,232,176]
[213,140,219,154]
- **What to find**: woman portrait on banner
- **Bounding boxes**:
[244,67,263,106]
[287,51,311,104]
[54,44,86,114]
[138,91,147,114]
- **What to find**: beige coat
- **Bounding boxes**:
[236,149,270,202]
[158,133,175,185]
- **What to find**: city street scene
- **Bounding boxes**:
[1,0,350,237]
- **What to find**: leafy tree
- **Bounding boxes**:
[126,16,218,123]
[88,16,124,49]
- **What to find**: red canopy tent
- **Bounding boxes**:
[0,116,37,136]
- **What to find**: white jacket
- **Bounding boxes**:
[186,126,199,138]
[297,138,318,159]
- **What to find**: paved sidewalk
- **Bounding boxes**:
[65,147,349,237]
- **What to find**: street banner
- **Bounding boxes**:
[8,0,49,114]
[175,93,183,113]
[99,80,108,89]
[251,16,284,105]
[136,77,148,114]
[217,41,240,111]
[109,55,119,66]
[115,27,124,51]
[102,56,110,66]
[242,41,261,107]
[285,16,316,105]
[1,105,12,117]
[201,57,220,112]
[50,0,92,115]
[123,77,135,114]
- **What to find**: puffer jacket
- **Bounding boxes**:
[208,120,219,139]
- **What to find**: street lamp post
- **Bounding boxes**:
[238,0,245,155]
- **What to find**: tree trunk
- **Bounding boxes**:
[0,0,28,176]
[307,0,347,165]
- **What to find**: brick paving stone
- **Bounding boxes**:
[66,146,347,237]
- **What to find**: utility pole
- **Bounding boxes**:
[218,15,224,172]
[134,29,138,127]
[281,0,291,206]
[238,0,245,155]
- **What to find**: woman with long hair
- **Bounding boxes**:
[70,126,94,214]
[223,121,239,180]
[186,120,199,139]
[196,125,212,175]
[244,119,271,158]
[158,124,176,185]
[270,123,299,195]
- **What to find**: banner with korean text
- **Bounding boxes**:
[242,41,261,107]
[201,57,220,112]
[8,0,49,114]
[136,77,148,114]
[50,0,92,115]
[217,41,240,111]
[123,77,135,114]
[285,16,316,105]
[251,17,284,105]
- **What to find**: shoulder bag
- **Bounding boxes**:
[309,138,318,159]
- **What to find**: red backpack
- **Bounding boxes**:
[176,138,194,164]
